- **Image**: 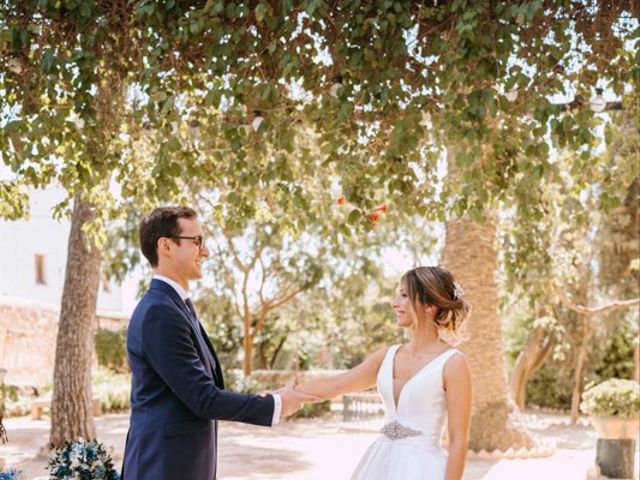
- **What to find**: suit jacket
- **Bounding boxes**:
[122,279,274,480]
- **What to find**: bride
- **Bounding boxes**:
[295,266,472,479]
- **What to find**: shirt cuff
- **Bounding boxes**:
[271,393,282,426]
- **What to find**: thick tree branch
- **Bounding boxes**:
[258,256,267,307]
[223,229,249,273]
[266,285,306,312]
[558,290,640,315]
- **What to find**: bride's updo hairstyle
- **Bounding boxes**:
[400,266,471,345]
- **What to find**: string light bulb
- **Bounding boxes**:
[505,89,518,102]
[8,57,23,75]
[330,76,343,97]
[252,111,264,131]
[589,88,606,113]
[420,111,432,127]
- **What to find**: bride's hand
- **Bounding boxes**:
[260,380,324,403]
[293,387,325,403]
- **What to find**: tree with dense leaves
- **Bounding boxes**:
[503,92,639,423]
[2,0,637,450]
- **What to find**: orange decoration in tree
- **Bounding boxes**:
[373,204,387,213]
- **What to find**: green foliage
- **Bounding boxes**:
[225,370,331,418]
[502,90,640,302]
[5,1,634,224]
[307,265,404,370]
[196,292,244,372]
[593,321,638,381]
[2,384,30,418]
[3,370,130,417]
[293,400,332,419]
[95,328,129,373]
[225,370,271,395]
[4,395,31,418]
[580,379,640,419]
[91,368,131,413]
[2,3,636,421]
[0,182,29,219]
[499,91,640,412]
[526,366,573,411]
[509,318,638,411]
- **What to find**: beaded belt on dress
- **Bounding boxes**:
[381,420,422,440]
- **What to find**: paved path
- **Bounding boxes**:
[0,411,636,479]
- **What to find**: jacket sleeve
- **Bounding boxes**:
[142,305,274,426]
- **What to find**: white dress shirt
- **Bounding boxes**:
[152,274,282,425]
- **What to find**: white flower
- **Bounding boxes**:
[453,281,465,299]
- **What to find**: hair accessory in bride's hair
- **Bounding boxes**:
[453,281,465,300]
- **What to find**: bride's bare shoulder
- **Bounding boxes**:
[443,351,471,379]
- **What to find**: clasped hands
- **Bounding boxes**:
[262,380,324,418]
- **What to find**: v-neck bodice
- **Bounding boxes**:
[376,344,461,448]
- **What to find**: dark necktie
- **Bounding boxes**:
[185,298,198,325]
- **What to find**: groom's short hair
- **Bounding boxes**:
[139,206,197,267]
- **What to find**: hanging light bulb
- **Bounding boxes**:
[8,57,23,75]
[188,119,201,146]
[589,88,606,113]
[251,111,264,131]
[505,89,518,102]
[330,76,343,97]
[420,111,432,127]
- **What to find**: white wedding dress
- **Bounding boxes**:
[351,345,462,479]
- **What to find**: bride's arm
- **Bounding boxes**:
[294,347,389,400]
[443,353,472,480]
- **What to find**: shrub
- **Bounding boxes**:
[580,378,640,418]
[92,368,130,413]
[3,385,34,418]
[526,365,572,411]
[226,370,340,419]
[593,321,637,380]
[95,328,129,373]
[292,400,332,419]
[4,395,31,418]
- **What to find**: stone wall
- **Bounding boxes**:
[0,301,127,386]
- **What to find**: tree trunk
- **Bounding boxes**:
[570,318,593,424]
[50,195,101,447]
[509,320,556,410]
[243,313,253,376]
[269,335,287,369]
[257,341,269,370]
[565,261,593,425]
[442,218,534,451]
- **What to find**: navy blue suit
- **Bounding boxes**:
[122,279,275,480]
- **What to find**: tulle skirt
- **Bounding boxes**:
[351,436,448,479]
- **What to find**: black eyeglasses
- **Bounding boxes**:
[169,235,205,251]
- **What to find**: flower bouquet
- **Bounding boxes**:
[0,469,24,480]
[49,438,119,480]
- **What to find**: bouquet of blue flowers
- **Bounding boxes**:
[0,468,25,480]
[48,438,119,480]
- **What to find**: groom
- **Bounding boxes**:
[122,206,309,480]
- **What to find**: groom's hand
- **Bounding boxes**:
[277,380,320,417]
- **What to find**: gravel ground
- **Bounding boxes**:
[1,410,636,480]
